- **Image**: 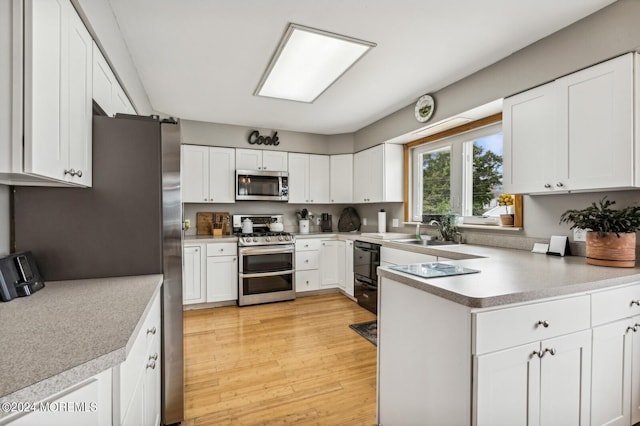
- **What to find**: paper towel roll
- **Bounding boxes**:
[378,211,386,233]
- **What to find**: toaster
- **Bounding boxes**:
[0,251,45,302]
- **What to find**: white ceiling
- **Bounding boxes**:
[107,0,616,135]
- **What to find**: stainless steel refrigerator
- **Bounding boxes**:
[13,114,184,425]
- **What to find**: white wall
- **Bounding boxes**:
[0,185,9,256]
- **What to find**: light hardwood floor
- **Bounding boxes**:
[183,293,378,425]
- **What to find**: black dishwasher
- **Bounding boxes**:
[354,240,381,314]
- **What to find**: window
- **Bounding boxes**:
[411,123,503,221]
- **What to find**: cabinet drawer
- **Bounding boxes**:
[296,270,320,292]
[207,242,237,257]
[295,250,320,270]
[473,295,590,354]
[591,283,640,326]
[295,239,322,251]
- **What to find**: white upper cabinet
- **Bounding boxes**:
[92,42,135,117]
[0,0,93,186]
[288,153,329,204]
[330,154,353,203]
[236,148,287,171]
[504,53,636,194]
[182,145,235,203]
[353,144,403,203]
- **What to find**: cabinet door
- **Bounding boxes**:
[208,147,235,203]
[183,245,205,304]
[353,149,369,202]
[181,145,209,203]
[632,315,640,425]
[92,42,115,116]
[367,145,385,202]
[503,82,560,194]
[143,334,161,426]
[320,240,344,288]
[24,0,68,181]
[330,154,353,203]
[344,240,354,296]
[65,6,92,186]
[288,153,309,203]
[559,54,634,191]
[592,318,633,426]
[308,154,330,203]
[113,83,134,115]
[539,330,591,426]
[236,148,262,170]
[262,150,288,171]
[475,342,541,426]
[206,255,238,302]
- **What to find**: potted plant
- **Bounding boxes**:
[497,194,514,226]
[559,197,640,267]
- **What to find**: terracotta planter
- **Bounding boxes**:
[585,231,636,268]
[499,214,514,226]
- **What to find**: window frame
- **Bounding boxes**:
[403,113,522,228]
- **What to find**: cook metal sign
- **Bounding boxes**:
[248,130,280,146]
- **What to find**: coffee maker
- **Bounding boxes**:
[320,213,332,232]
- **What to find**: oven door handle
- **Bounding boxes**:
[240,246,294,255]
[240,270,294,279]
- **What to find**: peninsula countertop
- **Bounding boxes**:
[0,274,163,411]
[377,243,640,308]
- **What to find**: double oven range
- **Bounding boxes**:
[233,214,295,306]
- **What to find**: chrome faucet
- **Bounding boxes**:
[416,223,421,240]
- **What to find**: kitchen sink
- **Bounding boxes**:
[391,238,458,246]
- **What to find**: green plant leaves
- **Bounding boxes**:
[559,197,640,237]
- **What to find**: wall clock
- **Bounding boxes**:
[414,94,435,122]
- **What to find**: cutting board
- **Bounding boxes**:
[196,212,230,235]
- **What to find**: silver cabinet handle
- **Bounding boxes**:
[626,325,637,334]
[536,320,550,328]
[631,300,640,307]
[75,170,83,178]
[149,352,158,361]
[544,183,552,189]
[556,182,564,188]
[64,168,76,176]
[147,326,157,335]
[532,348,557,358]
[146,360,156,369]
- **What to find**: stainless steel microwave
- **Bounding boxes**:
[236,170,289,201]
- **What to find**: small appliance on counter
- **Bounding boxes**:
[0,251,45,302]
[320,213,332,232]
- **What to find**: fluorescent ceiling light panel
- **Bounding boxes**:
[255,24,376,103]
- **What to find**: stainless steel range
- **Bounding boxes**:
[233,214,296,306]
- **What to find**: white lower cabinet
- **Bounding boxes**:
[475,330,591,426]
[183,243,205,304]
[320,240,345,290]
[0,369,112,426]
[590,282,640,426]
[295,238,322,293]
[115,290,161,426]
[206,243,237,303]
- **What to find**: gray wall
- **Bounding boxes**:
[0,185,8,256]
[181,119,355,155]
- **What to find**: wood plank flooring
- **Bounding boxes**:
[183,293,378,425]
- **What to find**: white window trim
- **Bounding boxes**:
[410,123,502,222]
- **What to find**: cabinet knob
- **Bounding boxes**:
[146,360,156,370]
[532,348,556,358]
[544,183,552,189]
[536,320,550,328]
[75,170,83,178]
[149,352,158,361]
[147,326,157,335]
[219,248,224,252]
[64,168,76,176]
[204,198,208,201]
[195,249,198,252]
[631,300,640,307]
[305,259,309,263]
[556,182,564,188]
[306,280,309,284]
[233,257,236,262]
[626,325,638,334]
